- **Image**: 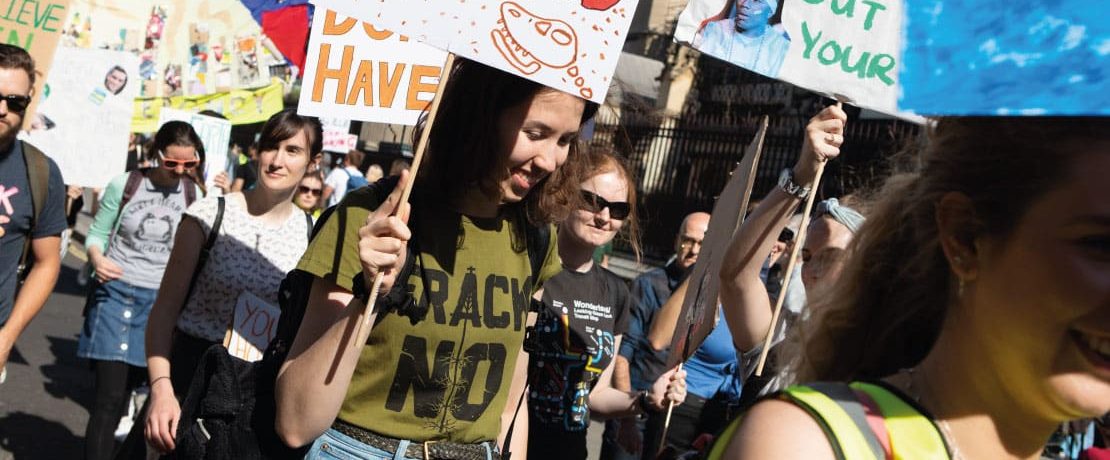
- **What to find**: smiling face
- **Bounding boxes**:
[161,144,199,178]
[257,129,314,195]
[105,68,127,94]
[495,89,585,204]
[733,0,774,32]
[564,170,628,249]
[963,149,1110,420]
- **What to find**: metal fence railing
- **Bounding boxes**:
[588,108,920,262]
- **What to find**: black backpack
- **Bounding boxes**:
[172,176,550,458]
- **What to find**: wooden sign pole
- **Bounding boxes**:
[754,102,842,376]
[353,52,457,339]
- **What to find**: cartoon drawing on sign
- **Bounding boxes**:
[692,0,790,77]
[491,2,579,76]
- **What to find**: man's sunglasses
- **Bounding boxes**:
[298,185,323,197]
[158,151,200,169]
[580,190,631,220]
[0,94,31,113]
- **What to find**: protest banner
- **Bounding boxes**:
[0,0,73,129]
[675,0,908,117]
[664,117,766,371]
[158,108,231,192]
[131,78,284,132]
[323,0,639,103]
[23,47,139,188]
[223,290,282,363]
[899,0,1108,115]
[298,5,448,125]
[62,0,288,98]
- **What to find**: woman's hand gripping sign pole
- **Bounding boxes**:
[352,53,457,341]
[754,102,844,376]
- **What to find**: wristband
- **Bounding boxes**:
[636,390,657,414]
[777,168,811,200]
[150,375,171,387]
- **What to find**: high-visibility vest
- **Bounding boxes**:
[706,381,952,460]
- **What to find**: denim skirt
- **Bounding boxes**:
[77,280,156,367]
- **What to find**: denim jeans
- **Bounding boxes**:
[307,428,497,460]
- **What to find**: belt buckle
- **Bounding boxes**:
[423,439,440,459]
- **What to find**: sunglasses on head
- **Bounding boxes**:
[0,93,31,113]
[298,185,323,197]
[158,151,200,169]
[580,190,631,220]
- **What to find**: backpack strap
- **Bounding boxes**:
[18,141,50,281]
[183,197,225,304]
[120,169,147,210]
[500,218,551,460]
[303,212,313,240]
[183,176,197,206]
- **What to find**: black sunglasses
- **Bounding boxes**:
[580,190,630,220]
[0,93,31,113]
[298,185,323,197]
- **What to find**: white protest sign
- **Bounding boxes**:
[319,117,355,153]
[223,290,281,363]
[158,108,232,193]
[23,47,140,188]
[675,0,908,116]
[323,0,638,103]
[298,4,448,125]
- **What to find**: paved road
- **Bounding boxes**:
[0,254,95,459]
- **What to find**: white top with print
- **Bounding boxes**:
[175,194,311,342]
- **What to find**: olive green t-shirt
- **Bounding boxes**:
[297,188,560,443]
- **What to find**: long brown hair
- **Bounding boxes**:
[786,117,1110,383]
[414,58,599,226]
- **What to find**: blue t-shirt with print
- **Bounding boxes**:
[0,141,67,326]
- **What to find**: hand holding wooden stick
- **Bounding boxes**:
[754,102,846,376]
[352,53,456,340]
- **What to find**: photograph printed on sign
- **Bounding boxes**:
[691,0,790,78]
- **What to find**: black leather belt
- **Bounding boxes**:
[331,419,499,460]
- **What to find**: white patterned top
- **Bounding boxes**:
[175,194,311,342]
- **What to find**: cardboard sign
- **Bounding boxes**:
[298,5,448,125]
[324,0,639,103]
[0,0,73,129]
[23,47,139,188]
[158,108,231,191]
[899,0,1109,115]
[665,120,766,369]
[131,78,285,132]
[675,0,908,117]
[223,290,281,363]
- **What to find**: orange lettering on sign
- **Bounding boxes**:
[406,65,439,111]
[323,10,357,35]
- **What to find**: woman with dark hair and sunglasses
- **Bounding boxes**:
[274,58,688,459]
[78,120,205,460]
[523,150,686,460]
[294,171,325,219]
[138,109,323,455]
